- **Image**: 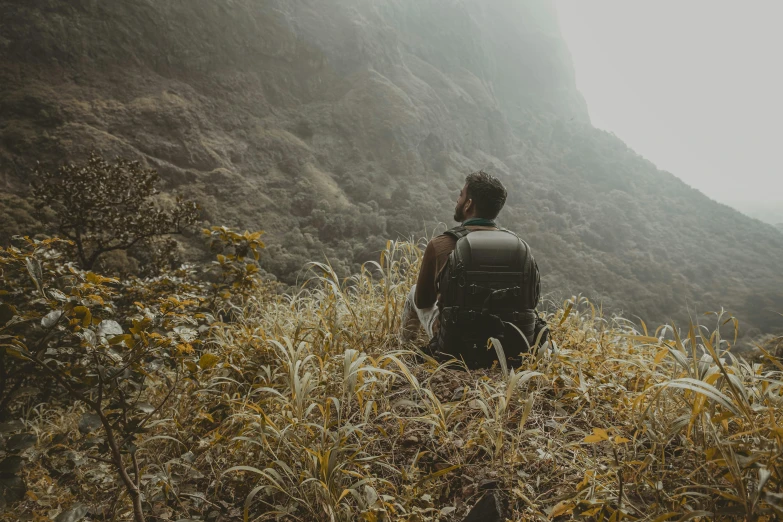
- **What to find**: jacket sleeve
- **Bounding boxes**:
[414,240,438,309]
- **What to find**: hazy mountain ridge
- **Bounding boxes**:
[727,201,783,226]
[1,0,782,337]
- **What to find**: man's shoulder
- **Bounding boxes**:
[428,233,458,249]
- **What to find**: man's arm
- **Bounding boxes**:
[414,240,438,309]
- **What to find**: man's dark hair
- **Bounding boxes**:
[465,170,507,219]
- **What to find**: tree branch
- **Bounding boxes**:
[85,453,116,465]
[86,233,157,269]
[120,366,180,449]
[27,356,98,410]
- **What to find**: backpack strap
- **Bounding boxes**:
[437,226,470,302]
[442,225,471,241]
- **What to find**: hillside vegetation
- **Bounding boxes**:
[1,0,783,340]
[2,233,783,521]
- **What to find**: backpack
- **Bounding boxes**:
[428,226,539,368]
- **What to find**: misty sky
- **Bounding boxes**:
[553,1,783,221]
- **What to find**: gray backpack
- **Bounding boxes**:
[429,226,542,368]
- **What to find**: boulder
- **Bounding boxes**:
[462,490,508,522]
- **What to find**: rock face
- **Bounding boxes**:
[1,0,783,337]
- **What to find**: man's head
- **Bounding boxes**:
[453,170,507,222]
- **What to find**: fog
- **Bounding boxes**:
[554,0,783,224]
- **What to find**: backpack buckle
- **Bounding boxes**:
[512,311,521,321]
[468,310,478,322]
[513,286,521,297]
[470,284,479,295]
[451,307,459,324]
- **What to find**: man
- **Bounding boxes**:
[401,171,541,365]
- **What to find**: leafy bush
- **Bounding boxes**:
[0,223,268,520]
[1,236,177,519]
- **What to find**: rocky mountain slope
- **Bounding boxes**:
[2,0,782,337]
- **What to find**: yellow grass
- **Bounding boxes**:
[14,239,783,521]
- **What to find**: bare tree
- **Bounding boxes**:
[32,152,199,270]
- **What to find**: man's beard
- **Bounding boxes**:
[453,205,465,223]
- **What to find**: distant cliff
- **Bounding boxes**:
[2,0,782,337]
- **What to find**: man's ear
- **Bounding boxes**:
[465,198,473,213]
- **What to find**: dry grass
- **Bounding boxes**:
[12,239,783,521]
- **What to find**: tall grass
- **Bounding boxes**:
[19,239,783,521]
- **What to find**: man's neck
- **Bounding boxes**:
[462,217,497,227]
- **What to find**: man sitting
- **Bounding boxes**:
[401,171,541,367]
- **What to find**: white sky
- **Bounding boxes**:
[553,0,783,218]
